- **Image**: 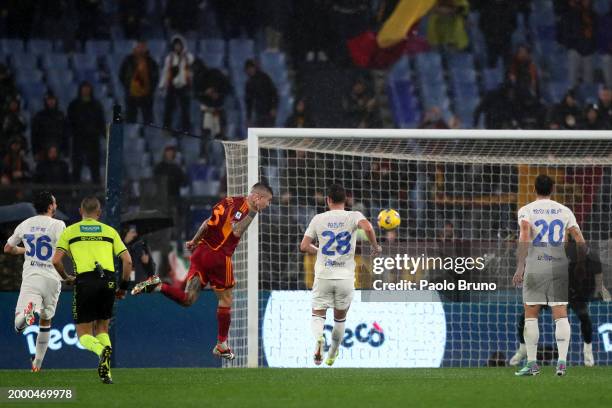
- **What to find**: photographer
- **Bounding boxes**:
[123,225,155,282]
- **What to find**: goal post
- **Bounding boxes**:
[223,128,612,368]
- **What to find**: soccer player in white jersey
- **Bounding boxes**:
[3,192,73,371]
[300,184,382,366]
[513,175,586,377]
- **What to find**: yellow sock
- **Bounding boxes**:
[96,333,111,349]
[79,334,104,356]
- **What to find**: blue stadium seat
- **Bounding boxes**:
[547,81,571,103]
[42,53,70,70]
[113,39,134,56]
[47,69,74,87]
[74,68,100,84]
[387,79,419,128]
[421,81,449,110]
[11,53,38,69]
[27,40,53,55]
[72,53,98,71]
[389,56,411,81]
[199,51,224,69]
[447,52,475,71]
[483,67,503,91]
[577,83,599,103]
[229,39,254,56]
[0,39,24,54]
[275,95,294,127]
[415,52,444,84]
[595,0,610,14]
[147,39,167,62]
[450,68,477,86]
[19,81,47,102]
[85,40,112,56]
[200,39,225,55]
[16,67,43,84]
[180,137,201,167]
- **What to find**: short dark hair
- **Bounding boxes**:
[251,182,273,196]
[535,174,554,196]
[81,196,101,214]
[327,183,346,204]
[244,59,256,70]
[33,191,55,214]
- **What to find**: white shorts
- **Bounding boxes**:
[15,275,62,320]
[311,278,354,310]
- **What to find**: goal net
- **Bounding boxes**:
[223,129,612,368]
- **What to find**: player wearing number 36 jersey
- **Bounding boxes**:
[513,175,586,377]
[3,192,70,372]
[300,184,381,367]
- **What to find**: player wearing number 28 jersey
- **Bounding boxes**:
[513,175,585,377]
[131,183,273,361]
[3,192,68,372]
[301,184,381,367]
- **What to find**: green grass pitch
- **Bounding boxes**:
[1,367,610,408]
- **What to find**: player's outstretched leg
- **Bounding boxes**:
[509,344,526,366]
[326,315,346,366]
[311,310,326,366]
[15,302,37,333]
[131,275,162,295]
[31,323,51,372]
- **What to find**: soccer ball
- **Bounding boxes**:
[377,209,401,230]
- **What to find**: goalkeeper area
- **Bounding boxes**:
[1,367,610,407]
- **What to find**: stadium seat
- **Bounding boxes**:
[595,0,610,14]
[275,95,294,127]
[229,38,255,68]
[180,137,201,167]
[421,82,450,110]
[85,40,112,56]
[482,67,503,91]
[577,83,599,103]
[547,81,571,103]
[72,53,98,71]
[0,39,24,54]
[389,56,411,81]
[11,53,38,69]
[27,40,53,55]
[42,53,70,70]
[16,67,43,83]
[19,81,47,102]
[147,39,167,62]
[387,79,419,128]
[199,51,224,69]
[415,52,444,84]
[447,52,475,71]
[200,39,225,55]
[113,39,134,56]
[74,68,100,84]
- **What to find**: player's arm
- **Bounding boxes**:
[357,219,382,256]
[300,235,318,255]
[567,226,587,263]
[51,249,75,284]
[187,217,210,250]
[232,207,257,238]
[3,243,25,255]
[513,220,530,286]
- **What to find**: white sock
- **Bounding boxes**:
[328,318,346,357]
[33,326,51,368]
[14,313,26,332]
[311,314,325,340]
[524,318,539,362]
[555,317,571,362]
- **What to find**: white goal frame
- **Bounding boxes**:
[244,127,612,368]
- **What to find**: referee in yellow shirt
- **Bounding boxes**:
[52,197,132,384]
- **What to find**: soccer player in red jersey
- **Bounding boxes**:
[131,183,273,360]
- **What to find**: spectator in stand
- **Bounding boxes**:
[426,0,469,51]
[67,81,105,183]
[153,145,187,202]
[34,145,70,184]
[580,104,607,130]
[343,78,380,128]
[120,41,159,124]
[472,0,518,68]
[245,59,278,127]
[596,86,612,127]
[0,64,17,109]
[508,45,540,99]
[193,58,231,139]
[419,107,449,129]
[159,35,194,131]
[598,6,612,87]
[1,136,30,185]
[1,96,27,152]
[551,89,581,130]
[122,225,155,282]
[558,0,597,86]
[473,82,521,129]
[119,0,146,39]
[285,97,316,128]
[31,92,68,161]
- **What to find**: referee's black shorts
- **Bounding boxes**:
[73,272,116,324]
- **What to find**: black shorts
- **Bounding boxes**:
[73,272,116,324]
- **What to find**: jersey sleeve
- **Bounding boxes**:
[517,206,529,226]
[6,221,24,247]
[304,216,317,239]
[566,210,578,230]
[53,221,66,242]
[56,227,70,253]
[113,228,128,256]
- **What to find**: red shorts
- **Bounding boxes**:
[186,245,235,291]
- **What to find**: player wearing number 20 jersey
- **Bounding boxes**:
[3,192,65,372]
[301,184,381,367]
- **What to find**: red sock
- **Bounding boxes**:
[160,283,188,305]
[217,306,231,343]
